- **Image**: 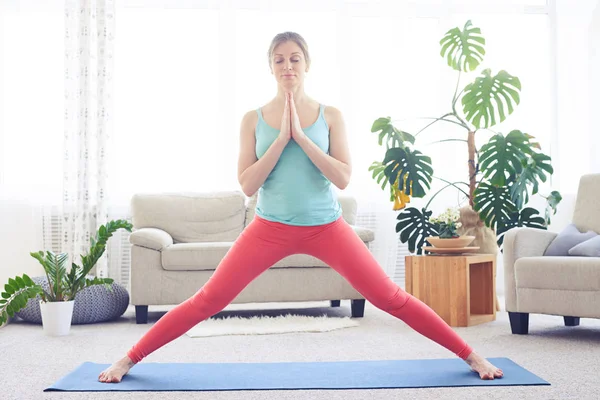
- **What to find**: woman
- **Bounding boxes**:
[99,31,503,383]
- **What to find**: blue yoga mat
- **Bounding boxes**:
[45,357,549,392]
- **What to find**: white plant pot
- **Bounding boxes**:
[39,300,74,336]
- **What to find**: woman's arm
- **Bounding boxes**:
[293,106,352,190]
[237,110,288,197]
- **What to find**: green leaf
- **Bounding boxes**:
[4,284,14,295]
[479,131,533,187]
[462,69,521,129]
[30,251,47,269]
[369,161,393,193]
[545,190,562,225]
[473,183,517,230]
[370,117,415,148]
[17,294,27,310]
[8,278,19,290]
[396,207,439,254]
[45,251,69,299]
[14,276,26,289]
[383,147,433,198]
[439,20,485,72]
[0,299,6,304]
[22,274,34,286]
[496,207,546,246]
[508,151,554,209]
[1,292,11,299]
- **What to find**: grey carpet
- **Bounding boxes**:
[2,299,600,400]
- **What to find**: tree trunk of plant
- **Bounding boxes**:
[468,131,476,207]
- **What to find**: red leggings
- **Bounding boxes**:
[127,216,473,363]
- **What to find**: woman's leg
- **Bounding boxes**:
[304,217,503,380]
[99,217,294,383]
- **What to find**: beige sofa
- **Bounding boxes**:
[128,191,375,323]
[503,173,600,334]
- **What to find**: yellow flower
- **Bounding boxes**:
[392,171,412,210]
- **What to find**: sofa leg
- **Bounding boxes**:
[351,299,365,318]
[135,306,149,324]
[330,300,341,307]
[564,316,580,326]
[508,312,529,334]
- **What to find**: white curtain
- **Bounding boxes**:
[62,0,115,277]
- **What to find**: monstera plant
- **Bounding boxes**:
[369,20,562,254]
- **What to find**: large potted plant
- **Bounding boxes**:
[369,20,561,254]
[0,219,132,335]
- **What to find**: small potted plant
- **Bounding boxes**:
[0,219,132,335]
[427,207,474,248]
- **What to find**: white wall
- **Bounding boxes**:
[495,1,599,296]
[0,1,59,312]
[591,2,600,173]
[0,195,45,327]
[553,0,599,193]
[0,195,45,291]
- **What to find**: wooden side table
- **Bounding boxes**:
[405,254,496,327]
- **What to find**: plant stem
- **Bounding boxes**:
[450,70,473,129]
[452,70,462,107]
[480,127,499,135]
[468,131,477,207]
[42,259,55,302]
[391,116,466,130]
[413,113,454,137]
[425,178,470,210]
[424,138,468,146]
[439,117,469,129]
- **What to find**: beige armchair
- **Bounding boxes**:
[503,173,600,334]
[128,191,375,323]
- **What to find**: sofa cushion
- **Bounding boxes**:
[162,243,331,271]
[543,224,597,256]
[131,192,246,243]
[351,225,375,242]
[129,228,173,251]
[161,225,374,271]
[515,256,600,291]
[162,242,233,270]
[568,235,600,257]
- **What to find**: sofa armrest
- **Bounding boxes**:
[503,227,558,311]
[351,225,375,243]
[129,228,174,251]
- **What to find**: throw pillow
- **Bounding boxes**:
[543,224,597,256]
[568,235,600,257]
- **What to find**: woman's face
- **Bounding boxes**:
[271,41,308,90]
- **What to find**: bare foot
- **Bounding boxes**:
[98,356,136,383]
[465,352,503,380]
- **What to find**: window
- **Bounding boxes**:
[111,4,553,208]
[1,4,63,204]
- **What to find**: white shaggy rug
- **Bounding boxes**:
[186,314,360,338]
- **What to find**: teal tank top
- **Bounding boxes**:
[254,104,342,226]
